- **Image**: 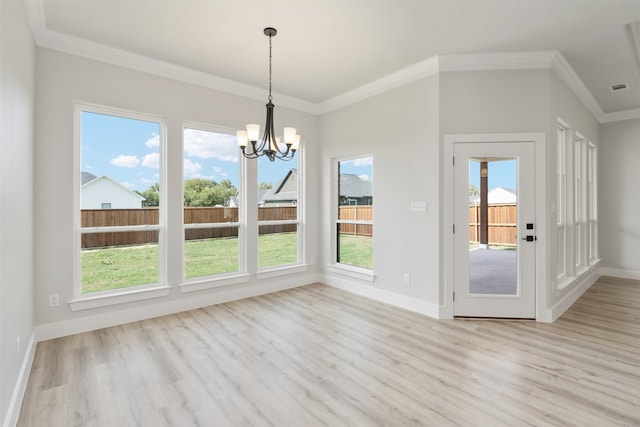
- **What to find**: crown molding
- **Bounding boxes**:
[24,0,319,114]
[549,52,605,122]
[601,108,640,123]
[316,56,440,114]
[438,51,557,72]
[23,0,640,121]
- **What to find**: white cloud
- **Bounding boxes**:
[110,155,140,168]
[85,164,93,170]
[184,128,238,162]
[183,159,203,176]
[142,152,160,169]
[350,157,373,167]
[120,181,136,189]
[145,133,160,148]
[358,174,370,181]
[141,178,155,184]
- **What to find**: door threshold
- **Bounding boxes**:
[454,316,535,321]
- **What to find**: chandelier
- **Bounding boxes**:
[236,27,300,162]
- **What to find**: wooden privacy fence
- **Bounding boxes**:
[338,206,373,237]
[469,203,517,246]
[81,207,298,248]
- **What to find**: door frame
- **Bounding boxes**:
[442,132,547,320]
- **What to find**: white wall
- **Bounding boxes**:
[320,75,441,314]
[0,1,35,425]
[600,118,640,279]
[34,48,319,331]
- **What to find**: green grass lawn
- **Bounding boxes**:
[338,234,373,269]
[82,232,301,293]
[82,232,373,293]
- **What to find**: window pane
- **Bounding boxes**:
[80,110,162,294]
[185,229,238,279]
[259,225,298,268]
[81,231,159,293]
[257,153,299,269]
[337,157,373,269]
[81,111,160,215]
[337,224,373,269]
[183,128,240,279]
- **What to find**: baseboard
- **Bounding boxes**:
[599,267,640,281]
[35,273,322,342]
[2,333,36,427]
[323,274,440,319]
[547,265,600,322]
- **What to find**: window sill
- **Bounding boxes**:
[68,284,171,311]
[256,264,308,280]
[327,264,376,282]
[179,273,251,293]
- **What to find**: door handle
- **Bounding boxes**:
[521,235,537,242]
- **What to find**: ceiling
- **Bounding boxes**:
[27,1,640,120]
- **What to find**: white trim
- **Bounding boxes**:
[35,274,318,341]
[601,108,640,123]
[316,56,440,114]
[256,264,308,280]
[600,267,640,281]
[22,2,640,122]
[439,51,556,72]
[68,285,171,311]
[327,264,376,282]
[2,333,36,427]
[323,275,439,319]
[541,262,600,322]
[550,52,605,122]
[180,273,250,293]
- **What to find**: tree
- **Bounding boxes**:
[183,178,237,207]
[135,183,159,207]
[469,184,479,196]
[258,181,273,189]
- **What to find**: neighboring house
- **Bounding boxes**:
[339,173,373,206]
[260,169,298,207]
[469,187,516,205]
[81,173,145,209]
[225,194,240,208]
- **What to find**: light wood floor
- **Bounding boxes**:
[18,276,640,426]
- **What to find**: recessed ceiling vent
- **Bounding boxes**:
[609,83,629,92]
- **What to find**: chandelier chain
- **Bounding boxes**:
[268,34,273,102]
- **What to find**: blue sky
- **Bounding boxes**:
[339,157,373,181]
[81,112,296,191]
[469,159,517,190]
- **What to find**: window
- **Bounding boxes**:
[257,154,301,269]
[77,105,163,294]
[556,125,566,279]
[183,126,241,280]
[574,135,585,270]
[587,142,598,264]
[336,156,373,270]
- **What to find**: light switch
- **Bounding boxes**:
[410,201,427,212]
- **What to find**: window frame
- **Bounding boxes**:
[556,123,567,280]
[255,140,305,275]
[70,102,169,311]
[329,154,375,281]
[181,123,246,287]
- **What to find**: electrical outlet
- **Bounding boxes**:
[16,336,21,358]
[49,294,60,307]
